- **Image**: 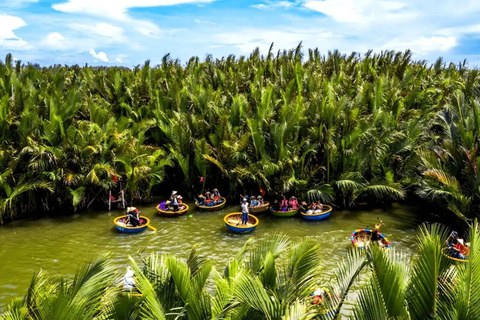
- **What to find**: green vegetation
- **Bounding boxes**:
[1,47,480,222]
[2,221,480,319]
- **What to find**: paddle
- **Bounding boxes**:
[377,217,386,227]
[147,224,157,232]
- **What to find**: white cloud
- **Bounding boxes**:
[52,0,215,37]
[252,1,298,10]
[214,27,337,54]
[0,14,31,50]
[89,48,109,62]
[69,23,125,41]
[0,14,27,40]
[41,32,66,47]
[116,54,127,63]
[194,19,215,24]
[297,0,480,58]
[381,36,457,55]
[52,0,215,20]
[304,0,407,23]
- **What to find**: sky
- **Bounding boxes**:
[1,0,480,67]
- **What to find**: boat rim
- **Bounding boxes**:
[156,203,189,214]
[195,197,227,209]
[441,247,469,262]
[113,215,150,229]
[224,212,259,229]
[271,208,300,214]
[300,205,333,217]
[249,201,270,209]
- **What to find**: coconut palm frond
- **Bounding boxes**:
[406,223,451,320]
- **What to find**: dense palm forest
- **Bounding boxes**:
[1,46,480,223]
[2,222,479,319]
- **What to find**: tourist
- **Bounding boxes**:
[196,193,205,205]
[312,288,325,305]
[300,201,308,213]
[446,231,468,259]
[272,198,280,211]
[289,196,298,210]
[308,202,317,213]
[250,195,257,207]
[213,188,222,203]
[177,196,186,209]
[280,196,288,211]
[257,195,264,206]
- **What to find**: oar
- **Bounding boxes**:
[147,224,157,232]
[377,217,386,227]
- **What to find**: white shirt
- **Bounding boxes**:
[241,202,249,213]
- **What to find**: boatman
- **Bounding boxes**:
[371,222,382,242]
[127,207,140,227]
[241,198,249,225]
[171,191,179,211]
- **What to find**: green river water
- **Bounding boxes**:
[0,201,421,309]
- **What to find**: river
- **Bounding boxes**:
[0,201,421,309]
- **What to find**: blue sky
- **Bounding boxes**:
[1,0,480,66]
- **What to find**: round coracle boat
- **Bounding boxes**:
[113,215,150,233]
[156,201,189,217]
[248,201,270,214]
[224,212,259,233]
[195,197,227,211]
[441,247,469,263]
[271,208,299,217]
[300,205,333,221]
[350,229,391,250]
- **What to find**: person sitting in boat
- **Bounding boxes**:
[250,195,257,207]
[289,196,299,210]
[126,207,140,227]
[213,188,222,204]
[196,193,206,206]
[280,196,289,211]
[300,201,308,213]
[241,198,249,226]
[307,202,317,214]
[446,231,468,259]
[314,202,324,213]
[311,288,326,305]
[123,266,136,291]
[272,198,280,211]
[257,195,264,206]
